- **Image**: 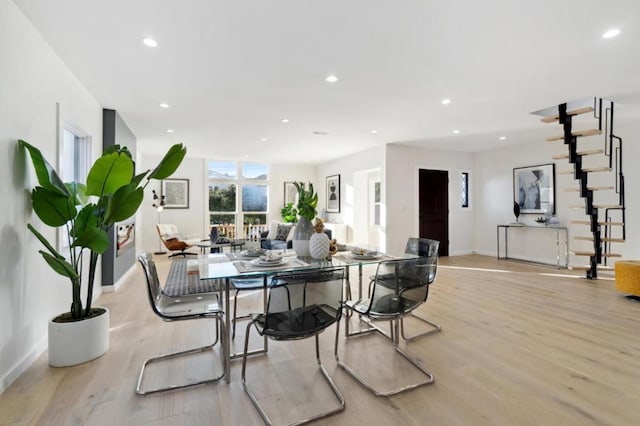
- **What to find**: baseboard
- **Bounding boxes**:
[474,250,496,257]
[449,250,475,256]
[0,337,47,396]
[101,263,137,293]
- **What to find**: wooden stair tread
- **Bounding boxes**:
[540,106,594,123]
[552,149,605,159]
[562,186,614,192]
[546,128,601,142]
[571,251,622,257]
[573,236,625,242]
[571,221,624,226]
[558,166,612,175]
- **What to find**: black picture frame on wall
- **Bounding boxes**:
[326,174,340,213]
[513,164,555,214]
[162,178,189,209]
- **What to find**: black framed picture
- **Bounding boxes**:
[162,178,189,209]
[326,174,340,213]
[513,164,555,214]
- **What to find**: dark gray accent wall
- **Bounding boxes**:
[102,109,137,286]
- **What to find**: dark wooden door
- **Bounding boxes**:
[419,169,449,256]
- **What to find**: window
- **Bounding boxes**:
[369,179,381,227]
[59,124,92,252]
[208,161,269,239]
[60,127,91,183]
[461,172,469,208]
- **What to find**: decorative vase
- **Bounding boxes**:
[309,232,330,259]
[48,307,110,367]
[292,217,314,257]
[513,202,521,222]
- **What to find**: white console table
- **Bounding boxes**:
[497,224,568,268]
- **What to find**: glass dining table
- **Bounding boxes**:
[194,249,400,382]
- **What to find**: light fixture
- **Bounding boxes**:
[325,75,339,83]
[159,102,170,108]
[152,190,166,254]
[499,136,507,140]
[441,98,452,105]
[261,138,269,142]
[602,28,621,39]
[371,130,378,134]
[312,131,329,136]
[452,129,460,134]
[281,118,290,123]
[143,37,158,47]
[166,129,175,133]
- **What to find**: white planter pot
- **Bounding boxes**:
[48,307,110,367]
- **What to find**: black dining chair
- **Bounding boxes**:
[136,252,226,395]
[336,252,438,397]
[400,238,441,340]
[241,268,346,425]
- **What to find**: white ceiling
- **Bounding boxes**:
[14,0,640,164]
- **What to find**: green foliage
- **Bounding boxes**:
[280,203,299,223]
[293,182,318,222]
[20,139,186,320]
[209,184,236,212]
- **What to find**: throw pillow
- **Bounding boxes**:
[286,224,296,241]
[267,221,280,240]
[275,223,293,241]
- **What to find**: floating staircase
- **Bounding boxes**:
[536,98,626,279]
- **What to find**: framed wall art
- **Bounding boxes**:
[283,181,298,207]
[513,164,555,214]
[326,174,341,213]
[162,178,190,209]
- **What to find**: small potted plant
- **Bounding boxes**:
[280,202,298,223]
[21,140,186,366]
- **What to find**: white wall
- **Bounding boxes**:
[0,1,103,393]
[138,155,316,251]
[385,144,476,256]
[316,146,385,246]
[474,111,640,264]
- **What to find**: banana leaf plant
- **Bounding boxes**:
[20,139,186,321]
[293,182,318,222]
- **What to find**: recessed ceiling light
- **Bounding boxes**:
[261,138,269,142]
[452,129,460,134]
[441,98,452,105]
[159,102,170,108]
[143,37,158,47]
[281,118,290,123]
[371,130,378,134]
[602,28,621,39]
[166,129,175,133]
[325,75,339,83]
[499,136,507,140]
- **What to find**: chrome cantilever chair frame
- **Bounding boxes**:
[241,269,346,425]
[336,254,438,397]
[400,237,441,341]
[136,252,226,395]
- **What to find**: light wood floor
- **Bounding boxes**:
[1,255,639,425]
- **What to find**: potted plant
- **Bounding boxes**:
[280,202,298,223]
[291,182,318,257]
[20,139,186,366]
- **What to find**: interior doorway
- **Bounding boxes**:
[418,169,449,256]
